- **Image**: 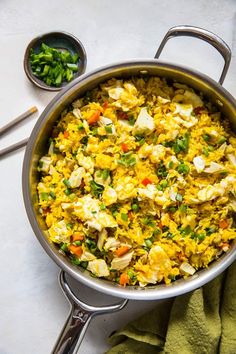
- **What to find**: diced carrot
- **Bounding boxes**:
[117,110,128,120]
[102,101,108,111]
[128,211,134,220]
[121,143,129,152]
[72,232,84,242]
[219,219,229,229]
[115,246,130,257]
[43,207,50,215]
[119,272,129,286]
[158,221,163,229]
[64,131,69,138]
[87,110,101,125]
[141,177,152,186]
[69,245,83,257]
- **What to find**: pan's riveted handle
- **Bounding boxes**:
[155,25,231,85]
[51,271,128,354]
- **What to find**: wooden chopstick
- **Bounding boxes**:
[0,106,38,137]
[0,138,29,159]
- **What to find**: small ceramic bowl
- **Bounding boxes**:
[24,31,87,91]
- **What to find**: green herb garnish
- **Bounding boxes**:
[90,180,104,198]
[156,161,168,177]
[173,133,190,154]
[117,152,136,167]
[176,193,183,202]
[63,179,71,188]
[101,169,110,180]
[40,192,49,201]
[203,134,210,142]
[29,43,79,87]
[177,163,190,175]
[121,213,128,221]
[105,124,113,134]
[49,191,56,200]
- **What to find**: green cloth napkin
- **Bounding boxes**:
[106,262,236,354]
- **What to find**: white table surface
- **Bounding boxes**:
[0,1,235,353]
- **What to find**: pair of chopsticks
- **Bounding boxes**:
[0,106,38,158]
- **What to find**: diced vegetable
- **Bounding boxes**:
[105,124,113,134]
[179,204,188,213]
[173,134,190,154]
[72,233,84,242]
[128,116,136,126]
[117,152,136,167]
[40,192,49,201]
[60,243,68,252]
[90,180,104,198]
[69,245,83,257]
[156,161,168,177]
[29,43,79,87]
[119,272,129,286]
[101,169,110,180]
[218,136,227,145]
[176,193,183,202]
[203,134,210,142]
[88,110,101,125]
[115,246,130,257]
[64,131,69,138]
[121,143,129,152]
[202,147,209,157]
[135,135,145,145]
[121,213,128,221]
[49,191,56,200]
[141,177,152,186]
[131,202,139,212]
[63,179,71,188]
[64,188,72,196]
[144,238,153,248]
[177,163,190,175]
[85,238,97,253]
[219,219,229,229]
[142,216,155,227]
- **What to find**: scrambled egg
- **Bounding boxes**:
[37,76,236,287]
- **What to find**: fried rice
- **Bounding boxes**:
[37,76,236,287]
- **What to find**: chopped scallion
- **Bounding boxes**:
[121,213,128,221]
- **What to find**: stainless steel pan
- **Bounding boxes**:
[22,26,236,353]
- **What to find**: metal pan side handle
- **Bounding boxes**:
[52,302,93,354]
[155,25,231,85]
[52,271,128,354]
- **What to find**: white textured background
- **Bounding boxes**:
[0,1,235,353]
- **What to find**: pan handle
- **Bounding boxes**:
[52,271,128,354]
[154,25,231,85]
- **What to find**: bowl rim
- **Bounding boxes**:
[22,59,236,300]
[23,30,87,92]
